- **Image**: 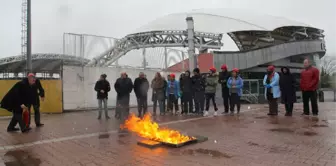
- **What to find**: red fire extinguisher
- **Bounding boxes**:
[23,108,29,128]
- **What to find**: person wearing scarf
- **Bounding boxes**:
[263,65,281,116]
[227,68,244,115]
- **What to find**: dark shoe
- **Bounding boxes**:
[7,128,20,132]
[22,127,31,133]
[222,111,228,114]
[36,123,44,127]
[106,116,110,119]
[97,116,101,120]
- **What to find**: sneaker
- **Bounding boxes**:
[203,111,209,117]
[214,111,218,117]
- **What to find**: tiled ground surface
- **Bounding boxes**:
[0,103,335,166]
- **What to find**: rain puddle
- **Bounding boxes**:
[269,128,295,133]
[311,124,328,128]
[179,148,232,158]
[3,150,41,166]
[255,116,267,119]
[302,131,318,136]
[98,134,110,139]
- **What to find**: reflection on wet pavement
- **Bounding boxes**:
[174,148,232,158]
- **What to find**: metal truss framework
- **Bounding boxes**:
[87,31,223,67]
[0,53,89,66]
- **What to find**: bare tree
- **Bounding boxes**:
[319,56,336,75]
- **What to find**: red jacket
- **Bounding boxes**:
[300,66,319,91]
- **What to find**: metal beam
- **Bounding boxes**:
[87,30,223,67]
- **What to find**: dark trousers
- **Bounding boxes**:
[267,93,278,115]
[182,99,193,114]
[137,96,148,117]
[229,93,240,113]
[285,103,294,114]
[302,91,319,115]
[153,100,164,114]
[168,94,179,113]
[194,91,205,113]
[7,111,26,131]
[27,104,41,126]
[223,94,230,113]
[205,93,218,111]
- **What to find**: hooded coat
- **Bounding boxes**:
[279,67,297,104]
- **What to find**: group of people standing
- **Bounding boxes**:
[264,58,320,116]
[94,58,320,120]
[94,65,245,119]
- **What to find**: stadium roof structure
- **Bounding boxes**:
[0,53,89,73]
[88,8,324,67]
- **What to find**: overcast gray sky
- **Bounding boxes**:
[0,0,335,59]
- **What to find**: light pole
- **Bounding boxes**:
[26,0,32,72]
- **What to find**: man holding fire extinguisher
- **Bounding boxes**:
[0,73,37,133]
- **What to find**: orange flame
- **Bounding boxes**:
[121,113,194,144]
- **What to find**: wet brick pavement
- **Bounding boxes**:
[0,103,335,166]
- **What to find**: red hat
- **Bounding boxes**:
[221,64,227,70]
[267,65,275,71]
[170,73,175,78]
[232,68,239,73]
[27,73,35,77]
[209,67,216,73]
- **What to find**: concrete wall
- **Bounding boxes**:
[213,40,325,70]
[62,66,181,110]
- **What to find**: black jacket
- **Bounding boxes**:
[22,78,44,105]
[133,77,149,98]
[191,74,206,92]
[0,80,35,112]
[280,67,297,104]
[94,79,111,99]
[218,71,230,93]
[114,77,133,101]
[180,76,193,93]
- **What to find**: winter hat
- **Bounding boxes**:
[232,68,239,73]
[267,65,275,71]
[170,73,175,78]
[209,67,216,73]
[221,64,228,70]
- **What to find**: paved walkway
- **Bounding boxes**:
[0,103,335,166]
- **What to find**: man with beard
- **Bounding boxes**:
[300,59,319,116]
[114,72,133,126]
[191,68,206,115]
[218,64,230,114]
[1,73,37,133]
[133,72,149,118]
[94,74,111,119]
[180,70,193,115]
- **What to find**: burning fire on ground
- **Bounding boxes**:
[121,113,195,144]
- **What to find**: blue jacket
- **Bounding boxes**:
[227,76,244,96]
[166,80,180,98]
[263,72,281,99]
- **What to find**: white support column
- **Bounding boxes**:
[142,48,147,69]
[181,51,185,71]
[164,47,168,70]
[186,17,196,70]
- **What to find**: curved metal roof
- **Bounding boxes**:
[132,8,320,34]
[0,53,89,72]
